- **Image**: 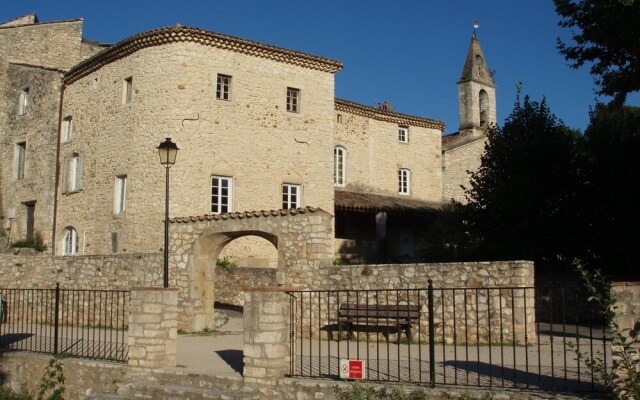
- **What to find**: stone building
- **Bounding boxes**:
[0,14,493,262]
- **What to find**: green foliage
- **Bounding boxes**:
[573,261,640,399]
[35,355,65,400]
[463,93,580,265]
[215,256,237,273]
[11,232,47,252]
[575,104,640,276]
[0,386,31,400]
[554,0,640,103]
[334,384,430,400]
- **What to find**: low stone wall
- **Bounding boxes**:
[216,267,276,306]
[0,352,127,399]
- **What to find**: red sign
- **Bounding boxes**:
[339,359,366,380]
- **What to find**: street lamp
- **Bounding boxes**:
[157,138,179,288]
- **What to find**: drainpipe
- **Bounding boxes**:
[52,79,66,255]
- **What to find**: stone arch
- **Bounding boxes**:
[169,207,333,331]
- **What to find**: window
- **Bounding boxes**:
[114,175,127,214]
[286,87,300,112]
[398,126,408,143]
[334,146,346,187]
[282,184,301,209]
[16,142,26,180]
[18,88,29,115]
[62,227,78,255]
[336,114,343,124]
[216,74,232,100]
[479,89,489,127]
[398,168,410,195]
[62,116,73,142]
[211,176,232,214]
[62,152,84,193]
[123,77,133,104]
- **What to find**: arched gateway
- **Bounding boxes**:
[169,207,333,331]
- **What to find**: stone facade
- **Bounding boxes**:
[334,99,444,202]
[442,135,487,202]
[0,17,102,250]
[611,282,640,399]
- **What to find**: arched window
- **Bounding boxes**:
[479,90,489,127]
[334,146,346,187]
[62,227,78,255]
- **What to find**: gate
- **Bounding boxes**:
[287,281,610,393]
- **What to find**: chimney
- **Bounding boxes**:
[378,101,392,111]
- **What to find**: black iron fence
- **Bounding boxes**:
[287,282,610,393]
[0,284,129,362]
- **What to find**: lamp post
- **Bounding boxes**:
[157,138,179,288]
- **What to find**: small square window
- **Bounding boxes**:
[282,184,301,209]
[398,126,408,143]
[398,168,410,195]
[123,77,133,104]
[286,87,300,113]
[216,74,232,100]
[18,88,29,115]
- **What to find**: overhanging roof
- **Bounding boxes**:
[335,190,442,213]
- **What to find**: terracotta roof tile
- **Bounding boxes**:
[65,26,343,84]
[335,98,445,131]
[170,206,319,223]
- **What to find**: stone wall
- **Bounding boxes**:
[0,18,102,251]
[289,261,536,344]
[611,282,640,399]
[334,107,443,202]
[58,38,336,255]
[442,135,486,203]
[216,267,277,306]
[0,352,126,399]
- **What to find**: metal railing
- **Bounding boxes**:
[287,281,610,393]
[0,284,129,362]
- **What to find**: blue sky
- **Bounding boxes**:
[3,0,638,134]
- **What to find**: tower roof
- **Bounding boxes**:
[459,36,495,87]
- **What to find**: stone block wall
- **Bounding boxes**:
[611,282,640,399]
[216,267,276,306]
[243,288,291,383]
[128,287,178,368]
[442,136,487,203]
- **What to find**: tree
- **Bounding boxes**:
[554,0,640,104]
[464,94,581,265]
[577,104,640,276]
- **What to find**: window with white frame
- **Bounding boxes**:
[216,74,232,100]
[16,142,26,180]
[62,152,84,193]
[286,87,300,112]
[114,175,127,214]
[123,77,133,104]
[398,168,410,195]
[62,227,78,255]
[62,116,74,142]
[282,184,301,209]
[211,176,232,214]
[18,88,29,115]
[334,146,346,187]
[398,126,408,143]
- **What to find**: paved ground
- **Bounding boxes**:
[176,309,244,376]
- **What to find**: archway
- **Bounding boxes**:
[168,207,333,331]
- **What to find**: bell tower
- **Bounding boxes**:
[458,30,496,135]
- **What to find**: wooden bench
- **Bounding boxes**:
[330,303,421,342]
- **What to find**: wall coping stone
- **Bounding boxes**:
[612,281,640,287]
